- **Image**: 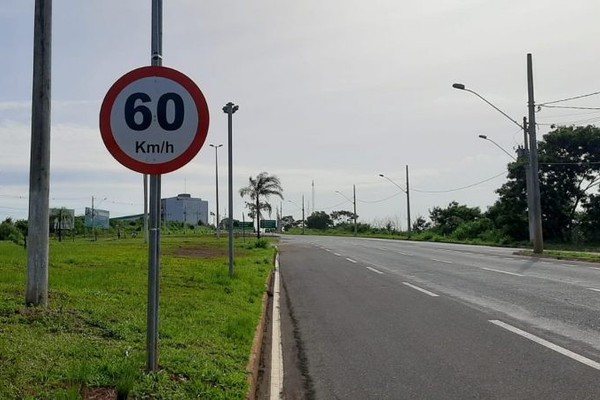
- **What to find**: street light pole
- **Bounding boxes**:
[335,188,357,237]
[453,80,542,253]
[478,135,517,161]
[223,102,238,277]
[209,144,223,238]
[379,172,411,237]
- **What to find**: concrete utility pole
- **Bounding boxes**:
[223,102,238,277]
[26,0,52,307]
[353,184,357,237]
[405,165,412,237]
[522,117,534,242]
[302,195,305,235]
[527,53,544,254]
[210,144,223,237]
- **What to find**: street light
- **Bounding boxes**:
[379,168,411,237]
[453,81,542,253]
[287,196,305,234]
[452,83,523,130]
[335,185,357,236]
[223,102,238,277]
[478,135,516,161]
[209,144,223,238]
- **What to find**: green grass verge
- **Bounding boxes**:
[0,235,275,399]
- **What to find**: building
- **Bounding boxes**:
[161,194,209,226]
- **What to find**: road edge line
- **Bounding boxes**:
[270,253,284,399]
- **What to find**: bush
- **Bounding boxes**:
[0,218,23,245]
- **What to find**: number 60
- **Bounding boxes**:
[124,92,185,131]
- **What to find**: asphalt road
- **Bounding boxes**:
[279,235,600,399]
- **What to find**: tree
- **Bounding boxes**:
[492,125,600,242]
[330,210,357,226]
[239,172,284,239]
[411,216,431,233]
[306,211,332,230]
[429,201,482,236]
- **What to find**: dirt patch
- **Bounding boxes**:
[170,247,227,259]
[82,387,117,400]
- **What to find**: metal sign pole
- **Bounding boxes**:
[147,0,163,373]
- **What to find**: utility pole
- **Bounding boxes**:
[405,165,412,237]
[210,144,223,237]
[522,117,534,242]
[527,53,544,254]
[353,184,357,237]
[302,194,305,235]
[26,0,52,307]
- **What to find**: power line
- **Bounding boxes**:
[412,170,507,193]
[538,90,600,106]
[539,105,600,111]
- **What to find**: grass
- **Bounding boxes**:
[0,234,275,399]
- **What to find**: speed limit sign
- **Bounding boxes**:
[99,66,209,174]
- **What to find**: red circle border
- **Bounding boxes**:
[99,66,210,174]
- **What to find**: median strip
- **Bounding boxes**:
[489,320,600,371]
[402,282,439,297]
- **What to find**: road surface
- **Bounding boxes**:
[279,235,600,399]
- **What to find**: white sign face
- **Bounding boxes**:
[100,66,209,174]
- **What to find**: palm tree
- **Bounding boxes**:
[239,172,284,239]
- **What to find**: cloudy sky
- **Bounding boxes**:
[2,1,600,229]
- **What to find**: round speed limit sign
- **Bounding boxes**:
[100,66,209,174]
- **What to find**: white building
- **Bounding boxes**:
[161,194,209,226]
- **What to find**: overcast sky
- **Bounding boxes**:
[2,1,600,229]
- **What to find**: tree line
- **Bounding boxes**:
[280,125,600,246]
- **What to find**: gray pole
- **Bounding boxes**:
[527,53,544,254]
[210,144,222,238]
[26,0,52,307]
[353,184,357,237]
[523,117,534,242]
[147,0,163,373]
[405,165,412,237]
[223,102,238,277]
[25,0,52,306]
[144,176,148,243]
[302,195,305,235]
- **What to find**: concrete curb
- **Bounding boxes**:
[246,251,276,399]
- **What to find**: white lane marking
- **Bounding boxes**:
[395,251,411,256]
[366,267,384,275]
[430,258,454,264]
[588,288,600,293]
[270,256,284,399]
[590,267,600,271]
[324,249,331,252]
[402,282,439,297]
[489,320,600,371]
[333,252,342,257]
[346,258,357,264]
[481,267,524,277]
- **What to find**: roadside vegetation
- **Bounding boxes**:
[0,231,274,399]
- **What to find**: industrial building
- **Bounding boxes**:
[161,194,209,226]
